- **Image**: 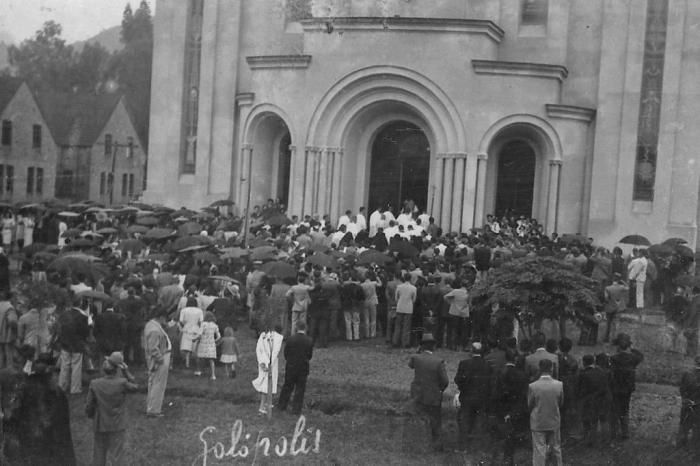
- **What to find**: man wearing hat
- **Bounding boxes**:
[86,351,139,466]
[609,333,644,440]
[408,333,449,451]
[678,356,700,449]
[603,274,629,343]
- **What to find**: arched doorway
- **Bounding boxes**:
[276,132,291,206]
[368,121,431,213]
[495,140,536,218]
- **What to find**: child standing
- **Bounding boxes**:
[197,311,221,380]
[219,326,240,378]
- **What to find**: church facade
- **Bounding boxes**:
[145,0,700,248]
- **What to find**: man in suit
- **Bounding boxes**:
[525,332,559,382]
[394,273,417,348]
[278,321,314,415]
[494,351,529,465]
[143,307,172,418]
[610,332,644,439]
[528,359,564,466]
[93,304,127,357]
[408,333,449,451]
[576,354,612,446]
[58,294,90,394]
[603,274,629,343]
[454,342,492,446]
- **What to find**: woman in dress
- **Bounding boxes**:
[23,215,34,248]
[196,311,221,380]
[178,297,203,373]
[252,323,283,416]
[2,212,15,253]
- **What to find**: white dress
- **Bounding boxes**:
[252,331,283,394]
[179,306,203,352]
[23,217,34,247]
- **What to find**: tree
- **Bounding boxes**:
[7,21,75,92]
[471,256,601,337]
[70,42,111,93]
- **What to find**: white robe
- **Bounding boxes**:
[252,331,284,394]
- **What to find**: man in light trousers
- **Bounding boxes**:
[143,307,171,417]
[528,358,564,466]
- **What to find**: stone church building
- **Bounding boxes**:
[145,0,700,248]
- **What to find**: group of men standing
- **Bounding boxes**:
[408,331,644,465]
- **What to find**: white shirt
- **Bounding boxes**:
[628,257,648,282]
[368,210,382,237]
[397,213,413,228]
[356,213,367,231]
[337,215,351,229]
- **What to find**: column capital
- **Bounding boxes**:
[305,145,321,153]
[477,152,488,161]
[321,146,340,155]
[288,145,297,152]
[549,159,563,166]
[437,152,468,160]
[241,143,253,150]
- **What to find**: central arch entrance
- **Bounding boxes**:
[495,140,536,217]
[368,121,431,212]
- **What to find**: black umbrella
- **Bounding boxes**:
[619,235,651,246]
[357,249,391,265]
[307,253,339,269]
[144,228,176,240]
[675,244,695,259]
[210,199,234,207]
[261,261,297,279]
[663,237,688,246]
[250,246,277,261]
[648,243,674,256]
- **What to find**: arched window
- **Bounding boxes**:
[181,0,204,174]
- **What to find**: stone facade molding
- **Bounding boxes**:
[235,92,255,107]
[478,113,563,161]
[472,60,569,82]
[301,17,504,43]
[242,103,296,146]
[545,104,596,122]
[246,55,312,70]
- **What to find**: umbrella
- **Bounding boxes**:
[388,241,419,258]
[130,202,154,211]
[648,243,675,256]
[663,237,688,246]
[209,275,240,283]
[619,234,651,246]
[22,243,48,256]
[193,211,215,220]
[76,290,112,301]
[261,261,297,279]
[85,206,106,213]
[144,228,176,240]
[178,244,209,253]
[248,237,273,248]
[119,239,146,254]
[126,225,149,234]
[136,216,159,226]
[266,213,292,227]
[19,203,45,212]
[170,235,211,251]
[67,238,95,248]
[178,221,203,236]
[210,199,234,207]
[48,256,104,281]
[676,244,695,259]
[220,247,249,259]
[193,251,222,264]
[307,253,339,269]
[357,249,391,265]
[61,228,83,238]
[57,211,81,217]
[96,227,118,235]
[170,208,195,219]
[250,246,278,261]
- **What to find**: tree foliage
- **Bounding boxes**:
[471,256,601,323]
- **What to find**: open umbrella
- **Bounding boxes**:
[136,216,159,226]
[663,237,688,246]
[119,239,146,254]
[210,199,234,207]
[67,238,95,248]
[58,211,81,217]
[676,244,695,259]
[170,208,196,219]
[22,243,48,257]
[193,251,222,264]
[250,246,278,261]
[266,213,292,227]
[170,235,211,252]
[144,228,176,240]
[178,244,209,253]
[357,249,391,265]
[307,253,339,269]
[61,228,83,238]
[178,221,203,236]
[619,234,651,246]
[147,253,171,262]
[193,211,215,220]
[96,227,118,235]
[648,243,675,256]
[261,261,297,279]
[220,247,249,259]
[209,275,240,284]
[126,225,149,234]
[76,290,112,302]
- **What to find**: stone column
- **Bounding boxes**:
[451,155,466,230]
[440,155,454,232]
[331,149,343,224]
[429,156,443,223]
[287,145,302,216]
[546,160,563,234]
[238,144,253,213]
[317,148,330,217]
[473,153,488,228]
[302,146,319,217]
[461,153,479,231]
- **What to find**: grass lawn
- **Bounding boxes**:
[68,328,698,465]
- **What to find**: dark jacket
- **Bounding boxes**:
[409,351,449,406]
[455,355,493,404]
[58,308,89,353]
[576,365,611,412]
[93,311,127,354]
[610,349,644,395]
[284,332,313,375]
[493,363,528,417]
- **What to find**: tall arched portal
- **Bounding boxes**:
[495,140,536,217]
[246,113,292,209]
[276,132,292,206]
[368,122,431,212]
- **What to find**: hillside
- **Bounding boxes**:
[71,25,122,53]
[0,42,9,71]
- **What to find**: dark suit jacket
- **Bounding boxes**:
[58,308,89,353]
[284,332,314,375]
[409,352,449,406]
[494,364,529,417]
[576,366,611,412]
[93,311,127,352]
[455,355,492,404]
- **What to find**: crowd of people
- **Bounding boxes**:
[0,197,695,463]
